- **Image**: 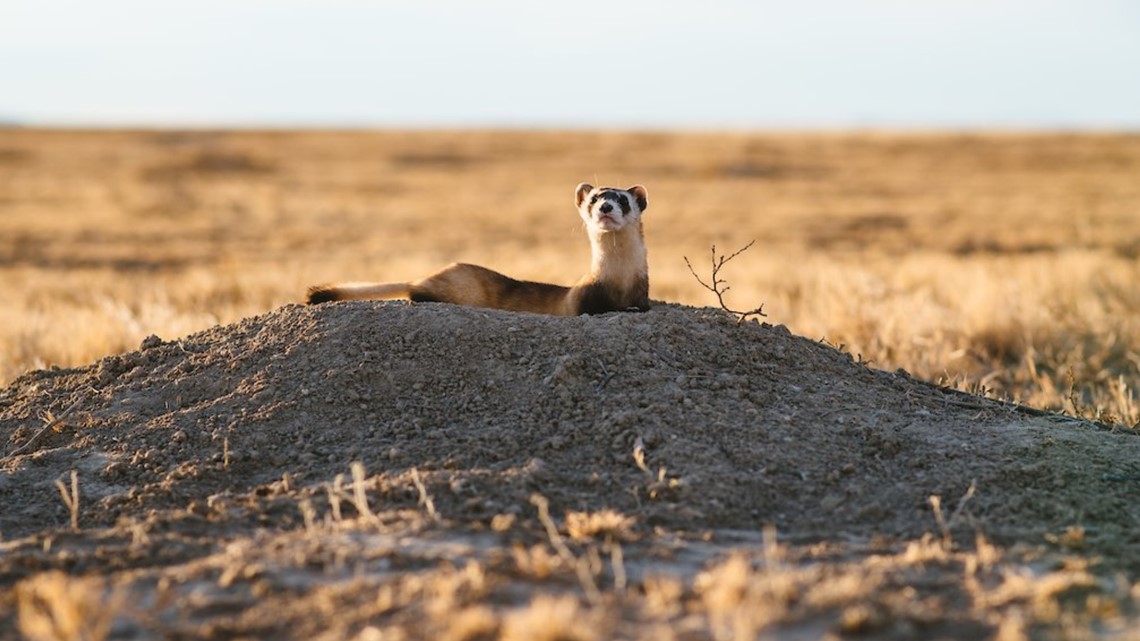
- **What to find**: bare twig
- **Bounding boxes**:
[631,436,652,475]
[684,240,767,324]
[595,359,614,392]
[530,493,601,604]
[930,480,978,550]
[54,470,80,531]
[947,480,978,529]
[299,499,318,534]
[929,494,950,547]
[607,539,627,591]
[762,523,782,568]
[8,395,87,458]
[410,467,440,522]
[327,475,344,523]
[350,462,382,527]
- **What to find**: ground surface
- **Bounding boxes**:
[4,301,1140,640]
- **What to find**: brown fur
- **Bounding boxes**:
[306,183,649,316]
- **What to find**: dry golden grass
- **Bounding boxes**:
[1,128,1139,424]
[16,571,121,641]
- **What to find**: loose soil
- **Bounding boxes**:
[3,303,1140,639]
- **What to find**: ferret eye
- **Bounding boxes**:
[589,195,599,204]
[619,196,629,210]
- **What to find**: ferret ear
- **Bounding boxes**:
[627,185,648,212]
[575,183,594,207]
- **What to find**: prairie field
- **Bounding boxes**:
[2,128,1139,424]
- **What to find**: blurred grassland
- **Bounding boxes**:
[1,128,1139,424]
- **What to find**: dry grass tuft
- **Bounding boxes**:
[17,571,121,641]
[439,606,499,641]
[694,554,801,640]
[500,594,601,641]
[531,494,601,604]
[563,509,637,542]
[640,574,685,619]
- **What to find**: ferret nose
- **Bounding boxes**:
[599,202,613,214]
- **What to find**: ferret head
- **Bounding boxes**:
[575,183,648,233]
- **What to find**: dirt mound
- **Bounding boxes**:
[4,302,1140,639]
[3,302,1137,546]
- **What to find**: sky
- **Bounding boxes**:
[1,0,1138,129]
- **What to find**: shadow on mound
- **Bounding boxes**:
[2,302,1139,554]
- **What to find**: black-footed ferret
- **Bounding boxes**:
[306,183,649,316]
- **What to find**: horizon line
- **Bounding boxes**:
[4,119,1139,135]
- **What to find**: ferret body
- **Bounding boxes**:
[306,183,649,316]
